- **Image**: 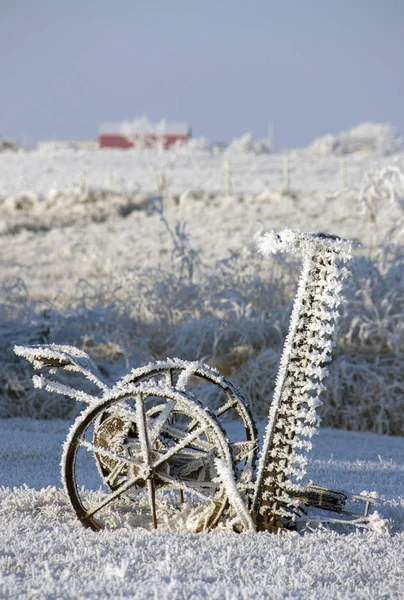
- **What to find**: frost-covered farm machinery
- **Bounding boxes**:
[15,230,379,533]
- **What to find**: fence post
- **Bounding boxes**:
[155,171,167,196]
[79,171,87,196]
[224,161,233,197]
[282,157,290,194]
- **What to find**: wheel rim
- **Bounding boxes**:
[63,386,232,532]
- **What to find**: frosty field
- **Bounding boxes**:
[1,141,404,598]
[1,419,404,599]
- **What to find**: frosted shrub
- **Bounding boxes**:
[359,165,404,256]
[307,122,402,156]
[322,247,404,435]
[225,132,272,155]
[1,236,289,418]
[3,198,404,436]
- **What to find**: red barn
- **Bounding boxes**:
[99,118,191,149]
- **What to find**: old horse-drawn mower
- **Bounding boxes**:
[15,230,379,533]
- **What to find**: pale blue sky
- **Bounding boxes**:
[1,0,403,149]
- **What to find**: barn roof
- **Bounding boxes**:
[99,118,190,136]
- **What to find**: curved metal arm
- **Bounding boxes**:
[14,343,109,395]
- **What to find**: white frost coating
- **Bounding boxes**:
[253,252,312,508]
[32,374,44,389]
[214,458,255,531]
[258,228,353,260]
[135,392,152,478]
[37,377,97,405]
[33,372,96,404]
[253,230,353,519]
[176,361,200,390]
[118,358,222,388]
[15,343,91,361]
[80,438,142,470]
[14,344,108,391]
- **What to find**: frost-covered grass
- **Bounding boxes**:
[1,419,403,599]
[0,150,403,436]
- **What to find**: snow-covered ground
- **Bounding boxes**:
[0,187,374,298]
[0,147,403,301]
[0,144,399,197]
[1,419,403,599]
[1,139,404,598]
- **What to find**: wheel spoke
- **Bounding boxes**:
[152,423,209,470]
[147,479,158,529]
[104,462,127,487]
[136,393,161,529]
[165,369,174,386]
[172,447,211,460]
[135,393,152,472]
[148,400,176,445]
[79,439,143,470]
[215,398,237,417]
[84,473,142,520]
[163,423,213,451]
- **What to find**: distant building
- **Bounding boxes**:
[99,118,191,149]
[37,140,99,152]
